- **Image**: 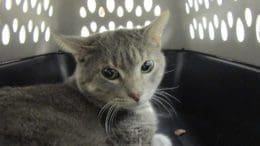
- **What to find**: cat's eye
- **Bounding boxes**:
[141,60,154,73]
[101,67,120,80]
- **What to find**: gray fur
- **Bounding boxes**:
[0,11,170,145]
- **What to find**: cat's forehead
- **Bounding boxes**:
[91,30,148,68]
[110,45,145,69]
[80,28,163,71]
[97,29,145,50]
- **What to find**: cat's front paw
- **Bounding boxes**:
[151,134,172,146]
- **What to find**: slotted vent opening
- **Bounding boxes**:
[185,0,259,44]
[0,0,55,47]
[78,0,162,37]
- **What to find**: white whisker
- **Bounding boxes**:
[105,104,115,134]
[109,104,118,135]
[164,68,176,74]
[157,86,180,91]
[98,102,113,121]
[154,92,173,104]
[110,104,120,136]
[156,90,181,103]
[152,97,174,120]
[156,95,177,116]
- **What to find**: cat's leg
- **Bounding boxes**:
[151,133,172,146]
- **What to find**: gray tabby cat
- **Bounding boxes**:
[0,11,172,146]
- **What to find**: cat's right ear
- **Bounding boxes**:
[143,11,170,47]
[52,33,91,54]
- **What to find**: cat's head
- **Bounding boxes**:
[55,11,169,109]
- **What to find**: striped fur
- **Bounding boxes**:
[0,11,171,145]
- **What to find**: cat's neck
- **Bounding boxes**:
[133,102,155,114]
[64,76,107,108]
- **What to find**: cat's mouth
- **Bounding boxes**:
[122,98,151,110]
[136,101,151,109]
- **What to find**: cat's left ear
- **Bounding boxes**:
[144,11,170,47]
[52,33,94,54]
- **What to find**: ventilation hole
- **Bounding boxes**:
[198,0,203,5]
[204,0,209,9]
[136,25,142,29]
[213,14,219,28]
[28,20,33,32]
[43,0,49,11]
[106,0,115,13]
[194,0,199,12]
[36,2,42,15]
[87,0,96,13]
[126,21,134,29]
[19,25,26,44]
[117,6,124,17]
[33,26,39,43]
[30,0,37,8]
[185,3,190,14]
[23,0,28,13]
[193,18,198,30]
[198,23,204,40]
[12,18,19,33]
[236,18,245,42]
[15,0,21,5]
[48,5,53,17]
[202,17,207,29]
[45,27,50,42]
[144,20,151,26]
[98,7,105,17]
[90,21,97,32]
[118,25,124,29]
[99,26,107,33]
[5,0,12,10]
[208,22,215,40]
[188,0,193,7]
[154,5,161,16]
[217,0,222,6]
[144,0,153,12]
[2,24,11,45]
[256,15,260,43]
[125,0,134,12]
[80,7,87,18]
[245,8,253,27]
[41,21,45,32]
[189,24,195,39]
[108,21,115,30]
[81,26,90,37]
[135,6,142,17]
[221,20,228,41]
[227,11,234,28]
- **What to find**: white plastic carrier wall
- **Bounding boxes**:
[0,0,259,66]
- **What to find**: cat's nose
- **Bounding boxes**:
[128,92,142,102]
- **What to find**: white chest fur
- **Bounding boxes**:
[134,103,158,125]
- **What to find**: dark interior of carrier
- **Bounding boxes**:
[0,0,260,145]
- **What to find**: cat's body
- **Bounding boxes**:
[0,79,156,145]
[0,11,172,146]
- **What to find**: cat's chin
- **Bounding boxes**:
[136,102,151,109]
[123,100,151,111]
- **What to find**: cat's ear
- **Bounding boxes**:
[144,11,170,46]
[53,33,92,54]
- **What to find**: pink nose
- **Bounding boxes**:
[128,92,142,102]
